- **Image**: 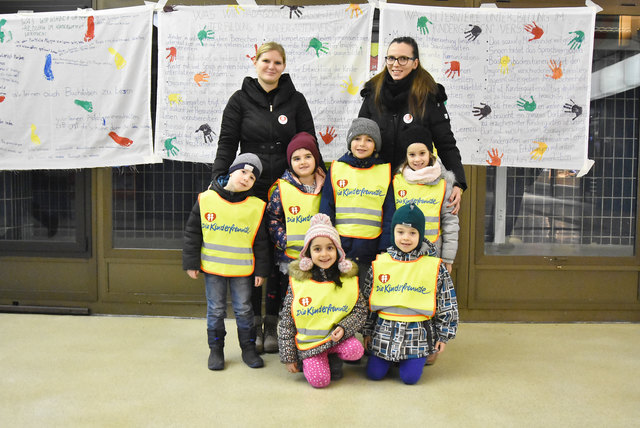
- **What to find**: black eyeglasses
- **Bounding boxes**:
[385,56,416,66]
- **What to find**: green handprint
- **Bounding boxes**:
[568,30,584,50]
[417,16,432,35]
[0,19,6,43]
[197,26,215,46]
[164,137,179,157]
[306,38,329,57]
[517,96,536,112]
[74,99,93,113]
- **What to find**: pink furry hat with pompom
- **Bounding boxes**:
[298,213,352,273]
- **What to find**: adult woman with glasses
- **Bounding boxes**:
[359,36,466,214]
[212,41,322,352]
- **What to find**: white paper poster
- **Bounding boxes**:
[156,4,373,163]
[0,5,158,170]
[379,3,596,170]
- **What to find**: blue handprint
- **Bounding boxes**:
[44,54,54,81]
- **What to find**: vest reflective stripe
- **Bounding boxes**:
[199,190,266,277]
[370,252,439,322]
[331,161,391,239]
[278,180,321,260]
[290,276,359,351]
[392,174,445,243]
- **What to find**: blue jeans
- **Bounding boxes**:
[204,273,254,331]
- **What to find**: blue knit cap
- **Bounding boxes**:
[391,204,425,249]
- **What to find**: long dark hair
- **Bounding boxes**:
[369,36,437,119]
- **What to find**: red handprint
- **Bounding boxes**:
[84,16,95,42]
[486,148,503,166]
[524,21,544,41]
[108,131,133,147]
[445,61,460,78]
[166,47,176,63]
[319,126,337,144]
[246,44,258,62]
[0,95,5,103]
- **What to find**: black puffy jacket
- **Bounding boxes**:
[358,79,467,191]
[212,74,317,200]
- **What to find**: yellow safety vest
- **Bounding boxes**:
[370,252,439,322]
[392,174,446,243]
[290,276,359,351]
[277,180,321,260]
[331,161,391,239]
[199,190,266,277]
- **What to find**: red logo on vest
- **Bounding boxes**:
[289,206,301,215]
[204,212,216,222]
[378,274,390,283]
[336,179,348,188]
[299,297,312,307]
[397,189,407,198]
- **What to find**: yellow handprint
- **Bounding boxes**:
[108,47,126,70]
[530,141,548,160]
[226,5,244,14]
[30,124,41,145]
[499,55,511,74]
[346,4,363,18]
[340,76,360,95]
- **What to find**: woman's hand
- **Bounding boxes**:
[286,362,299,373]
[444,262,452,273]
[331,326,345,342]
[447,186,463,215]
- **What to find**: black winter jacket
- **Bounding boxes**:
[182,173,271,278]
[212,74,317,200]
[358,73,467,191]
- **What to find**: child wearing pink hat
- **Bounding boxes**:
[277,213,366,388]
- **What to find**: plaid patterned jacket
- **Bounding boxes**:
[362,241,458,361]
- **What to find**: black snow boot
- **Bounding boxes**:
[207,329,225,371]
[328,353,344,380]
[237,327,264,368]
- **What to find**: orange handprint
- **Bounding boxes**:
[545,60,563,80]
[486,148,503,166]
[445,61,460,78]
[84,16,95,42]
[524,21,544,41]
[194,72,210,87]
[109,131,133,147]
[346,4,363,18]
[319,126,337,144]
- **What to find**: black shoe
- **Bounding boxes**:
[208,347,224,371]
[328,354,344,380]
[238,327,264,368]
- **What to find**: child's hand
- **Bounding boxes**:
[447,186,462,215]
[331,326,345,342]
[186,270,199,279]
[254,276,265,287]
[435,341,446,353]
[363,335,371,349]
[286,362,299,373]
[444,262,452,273]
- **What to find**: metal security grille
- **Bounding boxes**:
[485,86,638,257]
[112,160,212,249]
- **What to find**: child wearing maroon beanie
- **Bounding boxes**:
[263,132,326,353]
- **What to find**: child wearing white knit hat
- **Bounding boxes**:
[277,214,367,388]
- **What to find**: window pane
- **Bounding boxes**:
[112,160,211,249]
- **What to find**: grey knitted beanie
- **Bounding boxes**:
[346,117,382,153]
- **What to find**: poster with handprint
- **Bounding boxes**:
[0,5,159,170]
[379,3,595,170]
[156,4,373,163]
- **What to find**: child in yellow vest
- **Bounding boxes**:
[183,153,270,371]
[394,126,459,273]
[278,213,367,388]
[362,204,458,384]
[264,132,326,353]
[320,117,395,286]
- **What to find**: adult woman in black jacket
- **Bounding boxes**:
[359,36,466,214]
[212,41,320,201]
